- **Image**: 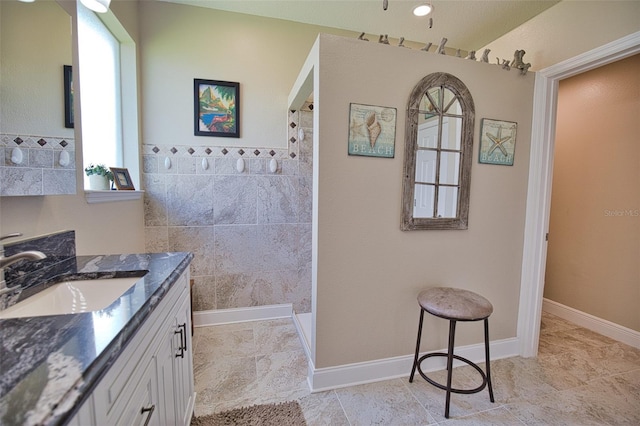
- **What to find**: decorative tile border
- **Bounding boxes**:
[142,103,313,162]
[0,134,76,152]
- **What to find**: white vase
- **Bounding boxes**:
[89,175,110,190]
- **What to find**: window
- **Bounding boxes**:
[78,4,122,178]
[77,2,139,192]
[401,73,475,230]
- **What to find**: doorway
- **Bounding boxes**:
[543,54,639,344]
[517,31,640,358]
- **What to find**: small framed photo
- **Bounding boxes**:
[194,79,240,138]
[348,103,397,158]
[110,167,135,190]
[63,65,74,128]
[479,118,517,166]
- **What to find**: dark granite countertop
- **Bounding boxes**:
[0,251,193,426]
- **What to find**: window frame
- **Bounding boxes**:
[401,72,475,230]
[76,2,140,194]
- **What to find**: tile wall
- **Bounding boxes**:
[143,104,314,313]
[0,134,76,196]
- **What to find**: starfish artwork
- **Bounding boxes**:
[486,126,512,156]
[479,119,517,166]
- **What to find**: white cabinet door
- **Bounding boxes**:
[156,317,178,425]
[155,274,194,426]
[173,294,195,426]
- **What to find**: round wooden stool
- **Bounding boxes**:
[409,287,495,418]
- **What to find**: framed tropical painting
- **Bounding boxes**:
[194,79,240,138]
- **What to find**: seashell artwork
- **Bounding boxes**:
[365,111,382,148]
[348,103,396,158]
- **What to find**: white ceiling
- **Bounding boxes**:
[158,0,560,52]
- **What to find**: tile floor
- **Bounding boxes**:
[192,312,640,425]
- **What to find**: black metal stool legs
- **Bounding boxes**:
[409,313,495,419]
[484,318,495,403]
[409,309,425,382]
[444,320,457,418]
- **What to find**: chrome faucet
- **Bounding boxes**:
[0,233,47,295]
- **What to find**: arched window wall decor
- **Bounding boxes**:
[401,73,475,230]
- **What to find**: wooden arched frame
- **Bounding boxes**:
[401,73,475,230]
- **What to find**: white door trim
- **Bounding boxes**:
[518,31,640,357]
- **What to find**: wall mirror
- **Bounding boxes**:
[0,0,77,196]
[401,72,475,230]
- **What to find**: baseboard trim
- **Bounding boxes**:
[193,305,520,393]
[193,304,293,327]
[542,298,640,349]
[292,312,313,362]
[308,337,519,393]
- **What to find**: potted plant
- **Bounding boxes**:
[85,164,114,190]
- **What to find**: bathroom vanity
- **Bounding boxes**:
[0,232,194,425]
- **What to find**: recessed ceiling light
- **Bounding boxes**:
[413,4,433,17]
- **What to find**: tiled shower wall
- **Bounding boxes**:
[143,105,313,313]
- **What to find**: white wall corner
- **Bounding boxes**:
[288,35,319,111]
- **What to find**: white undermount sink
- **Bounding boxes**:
[0,277,143,319]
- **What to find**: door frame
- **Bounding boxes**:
[517,31,640,357]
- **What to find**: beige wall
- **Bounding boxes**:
[482,1,640,71]
[313,34,535,368]
[545,54,640,332]
[0,0,144,255]
[139,1,355,150]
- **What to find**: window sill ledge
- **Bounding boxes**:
[85,190,144,204]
